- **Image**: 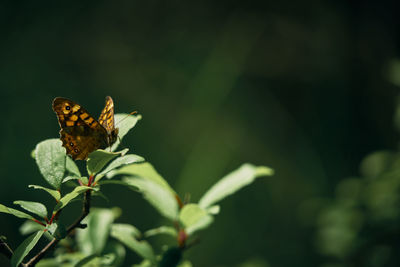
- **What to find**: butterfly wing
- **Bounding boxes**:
[98,96,115,133]
[52,97,108,160]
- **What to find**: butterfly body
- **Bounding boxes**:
[52,96,118,160]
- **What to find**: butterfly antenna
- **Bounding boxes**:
[115,110,138,127]
[116,135,128,150]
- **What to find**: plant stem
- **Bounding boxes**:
[0,237,14,260]
[24,189,92,267]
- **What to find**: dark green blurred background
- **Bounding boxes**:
[1,1,400,266]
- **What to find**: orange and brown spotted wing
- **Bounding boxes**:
[52,97,108,160]
[98,96,115,134]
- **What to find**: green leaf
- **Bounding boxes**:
[11,230,44,267]
[80,176,89,185]
[62,175,80,183]
[133,259,153,267]
[112,224,141,238]
[0,204,36,220]
[123,176,179,221]
[86,149,128,175]
[20,220,45,235]
[111,113,142,151]
[178,261,193,267]
[103,240,126,267]
[47,222,67,239]
[98,179,136,187]
[144,226,177,238]
[74,254,98,267]
[110,223,156,263]
[35,258,59,267]
[66,156,81,177]
[179,204,213,235]
[28,185,61,201]
[199,163,274,209]
[35,139,66,189]
[14,200,48,219]
[109,162,176,196]
[95,154,145,183]
[76,208,116,255]
[206,205,220,215]
[53,186,92,212]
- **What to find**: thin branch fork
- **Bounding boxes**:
[23,189,92,267]
[0,237,14,260]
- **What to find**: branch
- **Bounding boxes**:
[0,236,13,260]
[24,189,92,267]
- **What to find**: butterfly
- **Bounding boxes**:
[52,96,119,160]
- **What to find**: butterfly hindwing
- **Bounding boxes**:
[52,97,111,160]
[60,128,104,160]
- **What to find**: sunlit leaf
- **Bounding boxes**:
[53,186,92,212]
[178,261,193,267]
[109,162,176,196]
[87,150,121,175]
[19,220,45,235]
[47,222,67,239]
[14,200,48,219]
[102,240,126,267]
[206,205,220,215]
[11,230,44,267]
[0,204,36,220]
[123,176,179,220]
[87,149,129,175]
[112,224,141,238]
[110,223,156,263]
[62,175,80,183]
[179,204,213,235]
[66,156,81,177]
[74,254,98,267]
[28,185,61,201]
[199,164,274,209]
[144,226,177,238]
[76,208,117,255]
[95,154,145,183]
[111,113,141,151]
[35,258,59,267]
[35,139,66,189]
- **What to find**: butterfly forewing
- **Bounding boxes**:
[52,97,112,160]
[98,96,115,133]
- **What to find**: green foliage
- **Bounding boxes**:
[77,208,120,255]
[86,149,125,176]
[0,204,36,221]
[314,101,400,266]
[11,230,44,267]
[123,176,179,220]
[179,204,213,235]
[28,185,61,201]
[13,200,48,219]
[35,139,66,189]
[95,154,145,183]
[110,223,156,263]
[53,186,93,213]
[109,162,176,195]
[198,163,274,209]
[315,149,400,264]
[0,112,273,266]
